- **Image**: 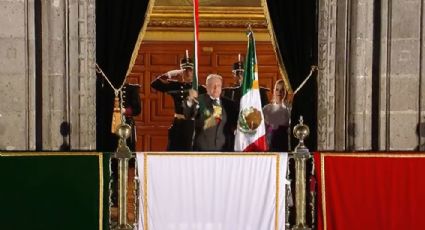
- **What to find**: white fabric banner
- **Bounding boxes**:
[137,153,288,230]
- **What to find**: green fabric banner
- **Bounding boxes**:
[0,152,111,230]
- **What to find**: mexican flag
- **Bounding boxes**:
[234,30,267,152]
[192,0,199,91]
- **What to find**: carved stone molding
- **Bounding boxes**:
[148,6,267,31]
[148,19,267,30]
[74,0,96,150]
[317,0,337,150]
[41,0,96,150]
[0,0,36,150]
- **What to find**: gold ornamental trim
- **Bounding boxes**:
[143,152,149,230]
[0,152,102,157]
[320,154,327,230]
[148,20,267,30]
[151,6,265,19]
[261,0,292,93]
[148,6,267,31]
[125,0,156,77]
[98,154,104,230]
[143,30,271,42]
[144,152,279,156]
[275,153,280,230]
[320,152,425,158]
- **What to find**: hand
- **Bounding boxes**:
[159,74,169,81]
[167,69,184,78]
[285,92,294,105]
[188,89,198,101]
[185,89,199,108]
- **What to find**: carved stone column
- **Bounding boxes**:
[317,0,338,151]
[379,0,425,150]
[318,0,374,151]
[41,0,66,149]
[41,0,96,150]
[318,0,425,151]
[347,0,374,150]
[0,0,36,150]
[69,0,96,150]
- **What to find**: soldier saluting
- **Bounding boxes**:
[151,50,206,151]
[222,54,270,106]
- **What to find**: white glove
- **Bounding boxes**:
[167,69,184,78]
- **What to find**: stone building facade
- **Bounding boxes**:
[0,0,96,150]
[318,0,425,151]
[0,0,424,151]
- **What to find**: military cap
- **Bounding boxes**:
[232,61,244,73]
[180,50,194,69]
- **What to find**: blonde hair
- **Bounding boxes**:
[272,79,287,104]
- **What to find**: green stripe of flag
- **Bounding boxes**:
[241,31,256,96]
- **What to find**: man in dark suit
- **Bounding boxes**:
[222,59,270,106]
[184,74,238,151]
[151,53,206,151]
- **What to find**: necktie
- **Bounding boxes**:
[212,98,220,106]
[212,99,222,124]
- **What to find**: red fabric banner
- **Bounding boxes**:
[315,152,425,230]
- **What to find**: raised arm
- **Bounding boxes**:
[150,69,183,92]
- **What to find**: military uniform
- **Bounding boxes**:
[121,83,142,151]
[222,85,270,107]
[150,56,206,151]
[222,60,270,107]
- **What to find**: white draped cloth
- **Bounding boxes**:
[137,152,288,230]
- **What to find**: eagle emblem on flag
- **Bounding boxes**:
[238,106,263,134]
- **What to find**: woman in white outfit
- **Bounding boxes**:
[262,79,290,151]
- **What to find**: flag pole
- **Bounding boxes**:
[191,0,199,150]
[235,26,268,151]
[192,0,199,91]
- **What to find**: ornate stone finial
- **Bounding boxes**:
[293,116,310,153]
[115,124,132,159]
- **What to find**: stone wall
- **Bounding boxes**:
[379,0,425,150]
[0,0,96,150]
[2,0,423,151]
[318,0,425,151]
[0,0,35,150]
[40,0,96,150]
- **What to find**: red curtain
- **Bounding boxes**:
[315,152,425,230]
